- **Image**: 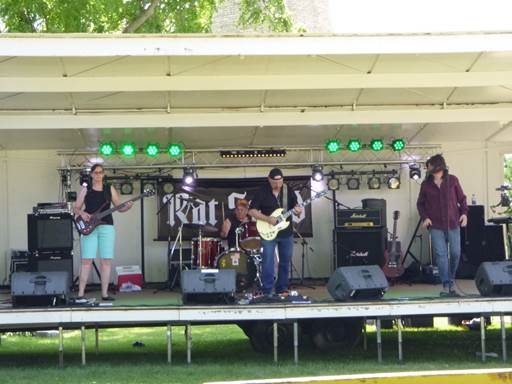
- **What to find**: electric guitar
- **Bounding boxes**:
[256,190,328,241]
[382,210,405,279]
[75,189,155,235]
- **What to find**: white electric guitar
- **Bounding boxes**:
[256,190,328,240]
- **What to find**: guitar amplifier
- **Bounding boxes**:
[336,209,382,228]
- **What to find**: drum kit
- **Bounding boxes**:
[185,221,262,292]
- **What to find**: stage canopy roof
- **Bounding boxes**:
[0,33,511,150]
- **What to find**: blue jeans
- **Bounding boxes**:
[430,228,461,288]
[261,235,294,294]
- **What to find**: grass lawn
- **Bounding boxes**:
[0,323,511,384]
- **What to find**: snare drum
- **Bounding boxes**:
[216,249,256,292]
[239,221,261,251]
[192,237,221,268]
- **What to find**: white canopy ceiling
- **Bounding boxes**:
[0,33,511,150]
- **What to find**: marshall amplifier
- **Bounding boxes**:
[336,209,382,228]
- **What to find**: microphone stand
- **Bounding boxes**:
[154,195,194,292]
[290,226,315,289]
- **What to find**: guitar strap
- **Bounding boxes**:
[282,183,288,214]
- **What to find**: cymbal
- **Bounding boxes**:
[183,223,219,233]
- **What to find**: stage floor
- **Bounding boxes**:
[0,278,481,308]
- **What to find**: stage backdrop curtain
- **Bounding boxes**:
[156,176,314,241]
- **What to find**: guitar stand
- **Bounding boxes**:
[72,261,101,291]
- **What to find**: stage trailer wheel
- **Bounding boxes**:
[311,318,363,352]
[248,321,297,353]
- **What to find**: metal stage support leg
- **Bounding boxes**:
[293,321,299,365]
[273,322,278,363]
[363,319,367,351]
[167,324,172,364]
[95,326,99,355]
[0,332,2,345]
[58,326,64,368]
[81,326,86,367]
[397,317,403,364]
[501,315,507,362]
[376,319,382,363]
[186,323,192,365]
[480,315,486,363]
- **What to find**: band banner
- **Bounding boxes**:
[156,176,313,241]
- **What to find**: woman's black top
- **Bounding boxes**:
[84,185,113,225]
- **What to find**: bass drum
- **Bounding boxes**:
[216,249,256,292]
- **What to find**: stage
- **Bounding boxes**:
[1,280,512,366]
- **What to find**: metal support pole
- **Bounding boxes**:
[95,326,99,355]
[186,323,192,365]
[293,321,299,365]
[363,318,367,351]
[480,316,486,363]
[273,322,278,363]
[58,326,64,368]
[501,315,507,362]
[81,326,86,367]
[167,324,172,364]
[397,317,403,364]
[376,319,382,363]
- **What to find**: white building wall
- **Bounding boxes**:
[0,143,509,285]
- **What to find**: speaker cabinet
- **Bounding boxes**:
[32,257,74,289]
[181,269,235,304]
[484,225,505,262]
[335,227,386,267]
[327,265,389,301]
[461,205,485,265]
[27,213,73,255]
[11,271,69,307]
[475,261,512,297]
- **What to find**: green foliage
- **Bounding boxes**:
[239,0,292,32]
[0,0,292,33]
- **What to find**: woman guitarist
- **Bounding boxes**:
[73,163,133,301]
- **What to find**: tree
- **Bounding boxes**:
[0,0,292,33]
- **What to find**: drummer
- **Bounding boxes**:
[220,198,250,249]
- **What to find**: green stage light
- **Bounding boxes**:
[120,143,137,158]
[167,143,183,158]
[325,139,341,153]
[145,143,160,157]
[370,139,384,151]
[98,142,115,157]
[391,139,406,152]
[347,139,362,152]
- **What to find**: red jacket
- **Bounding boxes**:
[417,174,468,230]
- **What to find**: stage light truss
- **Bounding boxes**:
[57,144,440,176]
[220,149,286,158]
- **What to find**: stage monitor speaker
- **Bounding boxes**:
[27,213,73,254]
[11,271,69,307]
[475,261,512,297]
[31,257,74,289]
[327,265,389,301]
[362,198,387,230]
[181,269,235,304]
[335,227,386,267]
